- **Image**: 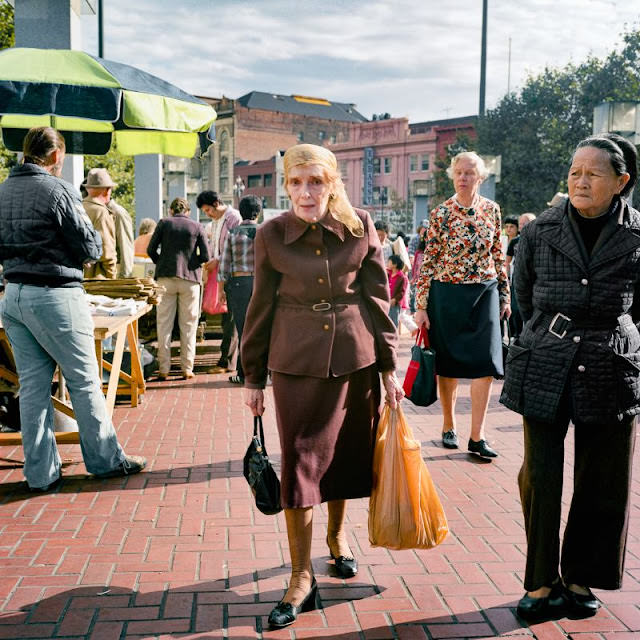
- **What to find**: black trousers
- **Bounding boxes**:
[218,281,238,368]
[519,412,636,591]
[226,276,253,380]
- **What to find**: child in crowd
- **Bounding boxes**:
[387,254,409,328]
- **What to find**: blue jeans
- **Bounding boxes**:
[1,284,126,488]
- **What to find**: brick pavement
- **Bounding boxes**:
[0,334,638,640]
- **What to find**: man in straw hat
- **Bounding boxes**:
[82,168,117,279]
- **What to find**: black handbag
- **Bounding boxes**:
[494,319,510,380]
[243,415,283,515]
[402,325,438,407]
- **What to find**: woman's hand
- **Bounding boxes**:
[414,309,430,329]
[244,388,265,416]
[381,371,404,409]
[500,302,512,319]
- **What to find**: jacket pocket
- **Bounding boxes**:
[501,343,531,411]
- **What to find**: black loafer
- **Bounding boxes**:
[442,430,459,449]
[468,438,498,458]
[564,586,600,618]
[517,583,567,621]
[268,578,319,628]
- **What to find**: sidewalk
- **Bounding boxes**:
[0,333,638,640]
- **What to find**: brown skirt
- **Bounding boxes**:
[272,364,381,509]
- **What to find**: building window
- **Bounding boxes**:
[373,157,381,174]
[263,173,273,187]
[421,154,430,171]
[297,131,304,142]
[373,186,388,204]
[219,177,229,193]
[318,130,326,141]
[220,155,228,178]
[329,134,336,144]
[384,157,392,174]
[262,196,273,208]
[218,130,229,152]
[410,155,418,172]
[279,196,290,209]
[339,161,348,178]
[247,175,262,188]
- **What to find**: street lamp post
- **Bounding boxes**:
[233,176,245,206]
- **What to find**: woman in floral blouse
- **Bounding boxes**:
[414,152,510,459]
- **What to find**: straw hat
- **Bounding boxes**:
[82,168,116,188]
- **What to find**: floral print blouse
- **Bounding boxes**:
[415,194,510,309]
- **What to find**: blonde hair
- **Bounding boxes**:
[446,151,489,180]
[283,144,363,237]
[138,218,157,235]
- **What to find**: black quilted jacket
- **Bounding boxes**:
[500,197,640,423]
[0,163,102,284]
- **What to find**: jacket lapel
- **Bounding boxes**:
[589,202,640,269]
[539,206,588,273]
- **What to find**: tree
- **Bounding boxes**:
[84,150,136,221]
[477,27,640,215]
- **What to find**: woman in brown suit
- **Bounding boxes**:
[242,144,404,629]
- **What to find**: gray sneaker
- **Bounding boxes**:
[442,430,459,449]
[94,455,147,479]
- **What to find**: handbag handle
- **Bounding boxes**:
[416,324,431,349]
[254,415,268,453]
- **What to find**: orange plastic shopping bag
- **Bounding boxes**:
[368,404,448,550]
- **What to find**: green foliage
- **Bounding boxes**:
[431,133,476,208]
[477,27,640,215]
[84,150,136,222]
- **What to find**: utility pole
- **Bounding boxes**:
[479,0,488,116]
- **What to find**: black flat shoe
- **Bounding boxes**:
[268,578,319,628]
[468,438,498,458]
[442,430,459,449]
[517,583,567,621]
[564,585,600,618]
[326,536,358,578]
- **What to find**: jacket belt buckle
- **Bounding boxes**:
[548,312,571,339]
[312,302,332,312]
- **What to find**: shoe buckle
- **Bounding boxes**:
[548,312,570,339]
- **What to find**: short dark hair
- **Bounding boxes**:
[575,133,638,198]
[503,215,519,226]
[23,127,65,166]
[196,190,220,208]
[374,220,389,234]
[388,254,404,270]
[239,194,261,220]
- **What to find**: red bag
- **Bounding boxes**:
[202,266,227,314]
[402,325,437,406]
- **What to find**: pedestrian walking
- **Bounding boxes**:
[501,133,640,621]
[387,254,409,328]
[217,195,260,384]
[414,151,510,459]
[241,143,403,629]
[147,197,210,380]
[0,127,146,491]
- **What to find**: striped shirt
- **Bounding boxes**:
[218,222,258,282]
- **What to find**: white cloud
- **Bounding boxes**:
[81,0,640,122]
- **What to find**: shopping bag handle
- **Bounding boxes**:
[253,415,267,452]
[416,324,431,348]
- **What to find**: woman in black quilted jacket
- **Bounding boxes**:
[501,133,639,622]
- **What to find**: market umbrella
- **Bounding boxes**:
[0,47,216,157]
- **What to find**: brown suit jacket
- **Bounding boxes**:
[82,198,117,279]
[242,208,397,388]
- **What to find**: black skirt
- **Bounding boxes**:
[427,279,503,378]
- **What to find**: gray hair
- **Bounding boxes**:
[138,218,157,235]
[446,151,489,180]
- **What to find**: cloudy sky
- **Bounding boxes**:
[81,0,640,123]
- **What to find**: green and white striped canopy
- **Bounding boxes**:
[0,48,216,157]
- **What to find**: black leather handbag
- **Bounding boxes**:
[243,416,283,515]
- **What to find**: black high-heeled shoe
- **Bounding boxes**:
[268,578,319,629]
[326,535,358,578]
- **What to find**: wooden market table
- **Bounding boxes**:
[0,303,151,446]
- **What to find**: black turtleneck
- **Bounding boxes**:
[572,199,618,256]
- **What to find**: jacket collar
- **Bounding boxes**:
[10,162,52,178]
[283,209,345,245]
[537,198,640,271]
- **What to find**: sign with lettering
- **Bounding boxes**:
[363,147,374,205]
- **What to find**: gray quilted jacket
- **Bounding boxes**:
[500,198,640,423]
[0,163,102,284]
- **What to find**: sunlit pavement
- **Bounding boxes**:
[0,333,638,640]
